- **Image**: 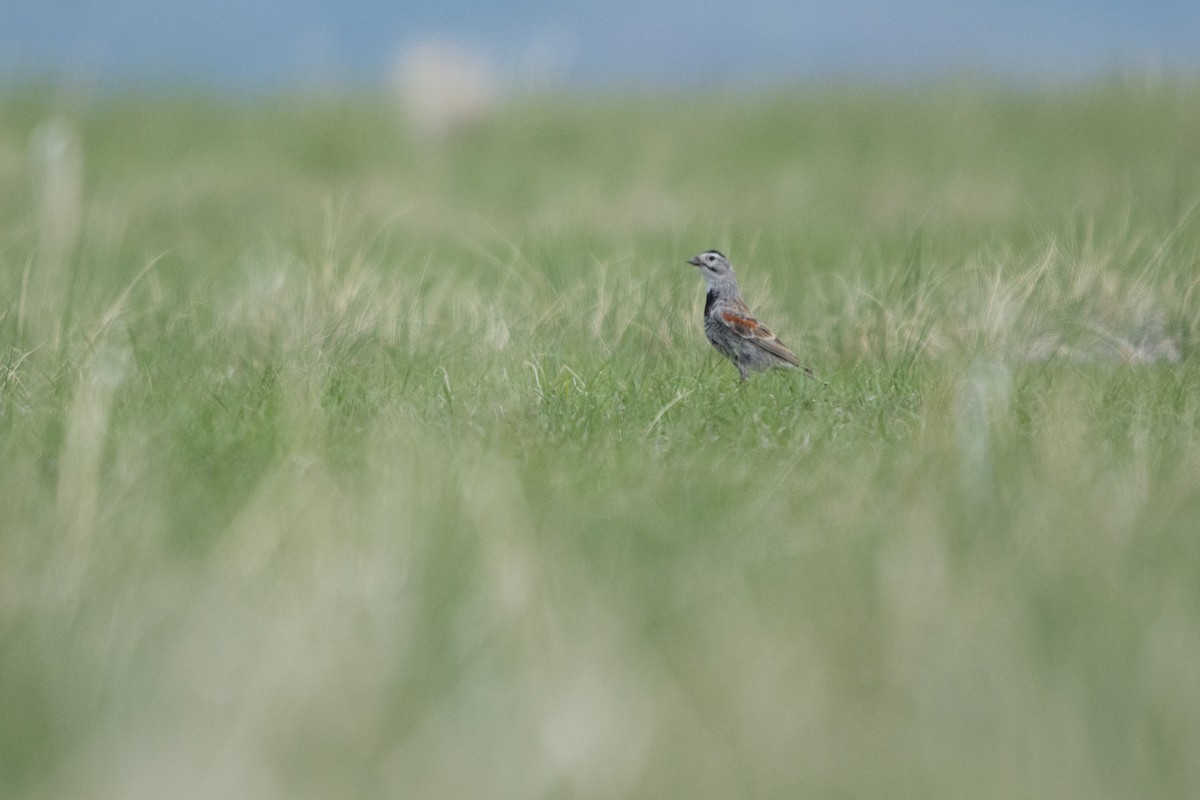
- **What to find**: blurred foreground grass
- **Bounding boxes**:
[2,80,1200,798]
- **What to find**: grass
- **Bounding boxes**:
[2,78,1200,798]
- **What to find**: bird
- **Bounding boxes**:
[687,249,813,381]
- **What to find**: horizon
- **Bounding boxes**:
[3,1,1198,93]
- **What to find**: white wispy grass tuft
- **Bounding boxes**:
[821,230,1188,367]
[22,117,83,342]
[54,334,132,594]
[954,358,1013,496]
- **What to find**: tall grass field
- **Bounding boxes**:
[3,80,1200,798]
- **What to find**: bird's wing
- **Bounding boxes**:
[717,308,801,366]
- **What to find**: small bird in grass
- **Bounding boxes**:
[687,249,814,381]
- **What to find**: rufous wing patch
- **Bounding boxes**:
[720,311,761,335]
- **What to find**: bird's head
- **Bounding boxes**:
[687,250,736,290]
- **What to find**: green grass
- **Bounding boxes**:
[3,79,1200,798]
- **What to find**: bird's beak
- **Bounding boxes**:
[686,256,703,267]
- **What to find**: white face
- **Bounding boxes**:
[690,251,731,283]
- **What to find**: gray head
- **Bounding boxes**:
[687,250,740,294]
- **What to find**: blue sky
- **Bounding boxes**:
[2,0,1198,89]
